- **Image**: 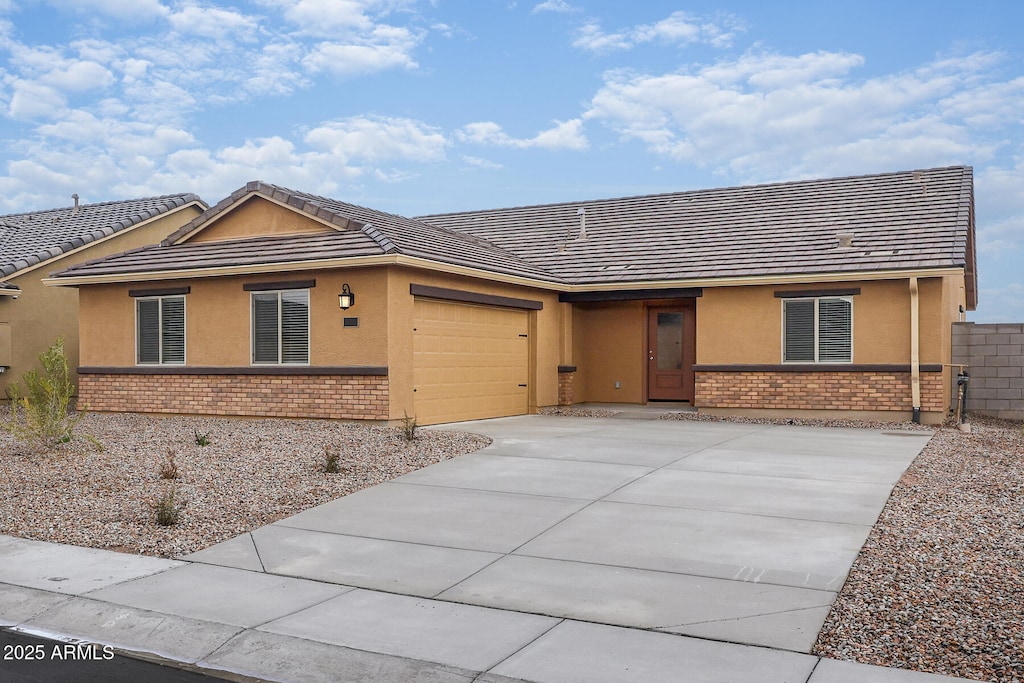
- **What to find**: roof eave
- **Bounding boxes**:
[44,256,966,295]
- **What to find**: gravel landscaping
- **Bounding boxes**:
[2,406,1021,681]
[0,410,489,558]
[815,415,1024,683]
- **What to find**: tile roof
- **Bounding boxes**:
[418,165,975,286]
[0,193,204,285]
[57,182,558,282]
[49,168,975,299]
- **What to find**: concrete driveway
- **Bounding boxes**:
[180,414,931,655]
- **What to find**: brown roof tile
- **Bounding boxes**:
[419,166,975,288]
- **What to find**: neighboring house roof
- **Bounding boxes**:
[47,167,976,306]
[0,193,205,288]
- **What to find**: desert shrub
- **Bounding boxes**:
[4,338,87,449]
[193,429,210,446]
[321,446,343,474]
[158,449,179,480]
[152,487,181,526]
[401,411,418,441]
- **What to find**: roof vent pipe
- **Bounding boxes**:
[72,194,80,214]
[576,208,588,241]
[836,232,854,248]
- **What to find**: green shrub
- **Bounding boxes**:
[4,337,87,449]
[193,429,210,446]
[152,486,181,526]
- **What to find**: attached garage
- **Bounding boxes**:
[412,293,532,425]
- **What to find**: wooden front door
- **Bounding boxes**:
[647,306,696,402]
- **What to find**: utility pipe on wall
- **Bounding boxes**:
[909,277,921,423]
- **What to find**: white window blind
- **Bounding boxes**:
[137,296,185,365]
[252,290,309,364]
[783,297,852,363]
[818,298,852,362]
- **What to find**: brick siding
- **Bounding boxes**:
[952,322,1024,421]
[79,372,389,420]
[695,370,944,413]
[558,370,575,406]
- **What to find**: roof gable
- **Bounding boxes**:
[0,193,205,281]
[184,195,339,244]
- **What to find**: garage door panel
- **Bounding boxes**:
[413,299,530,425]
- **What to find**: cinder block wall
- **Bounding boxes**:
[951,322,1024,421]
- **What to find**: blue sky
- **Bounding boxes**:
[1,1,1021,321]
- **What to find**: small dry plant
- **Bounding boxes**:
[401,411,418,441]
[321,446,343,474]
[158,449,179,480]
[193,429,210,446]
[152,486,181,526]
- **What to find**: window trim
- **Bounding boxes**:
[135,295,186,366]
[781,296,853,364]
[250,289,310,366]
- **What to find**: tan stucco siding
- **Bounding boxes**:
[80,267,390,368]
[186,196,335,243]
[2,206,202,397]
[386,266,562,420]
[571,301,646,404]
[695,278,949,366]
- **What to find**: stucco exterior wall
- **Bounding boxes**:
[571,301,646,404]
[1,205,203,399]
[80,267,390,368]
[695,279,940,365]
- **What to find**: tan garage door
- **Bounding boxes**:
[413,298,529,425]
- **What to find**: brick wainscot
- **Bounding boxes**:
[78,367,389,420]
[694,364,945,416]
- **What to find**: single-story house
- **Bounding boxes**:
[46,166,976,425]
[0,194,206,398]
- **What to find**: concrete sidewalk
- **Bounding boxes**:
[0,416,974,682]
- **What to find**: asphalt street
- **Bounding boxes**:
[0,629,230,683]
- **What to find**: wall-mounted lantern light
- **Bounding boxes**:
[338,284,355,310]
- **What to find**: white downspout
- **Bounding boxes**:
[909,277,921,423]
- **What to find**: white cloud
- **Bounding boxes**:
[302,27,420,77]
[7,80,66,119]
[531,1,579,14]
[584,50,1021,182]
[458,118,588,151]
[977,283,1024,322]
[167,4,260,41]
[304,115,448,163]
[572,21,631,53]
[462,155,503,170]
[572,11,745,54]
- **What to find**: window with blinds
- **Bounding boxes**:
[783,297,852,363]
[136,296,185,365]
[251,290,309,365]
